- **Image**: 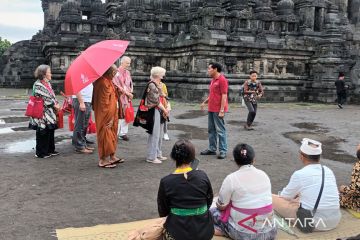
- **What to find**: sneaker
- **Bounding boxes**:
[244,124,254,130]
[35,154,51,159]
[217,153,227,159]
[119,135,129,141]
[157,156,167,161]
[338,104,343,109]
[200,149,216,155]
[146,159,162,164]
[163,133,170,141]
[49,151,60,156]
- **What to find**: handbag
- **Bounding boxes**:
[296,165,325,233]
[133,82,156,134]
[133,99,155,134]
[25,96,44,118]
[125,101,135,123]
[128,218,165,240]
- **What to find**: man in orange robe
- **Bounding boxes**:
[92,64,121,168]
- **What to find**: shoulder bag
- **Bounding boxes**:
[25,84,44,118]
[296,165,325,233]
[25,96,44,118]
[133,82,155,134]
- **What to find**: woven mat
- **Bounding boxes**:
[56,209,360,240]
[347,209,360,219]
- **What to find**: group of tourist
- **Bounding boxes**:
[25,60,271,165]
[28,56,171,168]
[28,59,359,239]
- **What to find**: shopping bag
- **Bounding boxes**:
[68,109,75,131]
[56,110,64,129]
[60,91,72,114]
[61,97,72,113]
[125,102,135,123]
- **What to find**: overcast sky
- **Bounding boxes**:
[0,0,106,43]
[0,0,44,43]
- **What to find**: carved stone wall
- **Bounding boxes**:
[1,0,360,103]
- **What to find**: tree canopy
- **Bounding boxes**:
[0,37,12,56]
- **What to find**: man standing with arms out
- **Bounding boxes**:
[335,72,347,109]
[272,138,341,232]
[113,56,134,141]
[72,84,94,154]
[200,62,228,159]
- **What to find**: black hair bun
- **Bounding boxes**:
[173,144,189,160]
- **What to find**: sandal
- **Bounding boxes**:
[76,148,93,154]
[98,163,117,168]
[110,157,125,164]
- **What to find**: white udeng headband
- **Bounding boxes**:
[300,138,322,155]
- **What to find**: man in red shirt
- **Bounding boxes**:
[200,62,229,159]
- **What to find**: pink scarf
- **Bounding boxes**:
[220,202,273,233]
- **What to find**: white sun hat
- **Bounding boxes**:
[300,138,322,155]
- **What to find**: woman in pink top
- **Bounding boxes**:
[210,143,277,240]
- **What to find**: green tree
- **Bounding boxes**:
[0,37,12,56]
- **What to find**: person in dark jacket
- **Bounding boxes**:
[335,72,347,109]
[157,139,214,240]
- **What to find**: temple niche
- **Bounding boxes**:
[1,0,360,103]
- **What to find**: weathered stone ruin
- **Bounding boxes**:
[1,0,360,103]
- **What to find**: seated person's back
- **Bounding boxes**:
[157,139,214,240]
[281,164,341,230]
[273,138,341,231]
[211,143,277,240]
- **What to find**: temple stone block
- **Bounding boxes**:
[0,0,360,103]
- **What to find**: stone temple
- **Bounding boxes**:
[1,0,360,103]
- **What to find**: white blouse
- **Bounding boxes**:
[218,165,273,232]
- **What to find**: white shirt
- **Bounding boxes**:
[72,84,93,103]
[218,165,273,232]
[280,164,341,230]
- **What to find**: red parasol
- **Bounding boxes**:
[64,40,129,95]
